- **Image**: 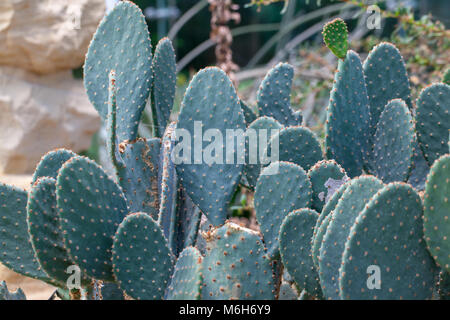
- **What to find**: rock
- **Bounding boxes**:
[0,66,100,174]
[0,0,105,74]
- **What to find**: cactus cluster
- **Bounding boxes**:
[0,4,448,300]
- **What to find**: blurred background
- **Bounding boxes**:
[0,0,448,298]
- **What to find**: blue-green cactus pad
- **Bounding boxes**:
[255,161,312,259]
[278,282,298,300]
[243,116,282,190]
[325,51,370,177]
[372,99,414,183]
[363,42,412,138]
[307,159,347,212]
[240,100,257,126]
[438,271,450,300]
[256,63,302,126]
[423,155,450,272]
[117,138,161,220]
[166,246,203,300]
[112,212,174,300]
[201,222,275,300]
[319,176,384,299]
[0,281,26,300]
[84,1,152,141]
[268,126,323,171]
[312,212,332,271]
[416,83,450,166]
[152,37,176,137]
[56,156,129,281]
[0,183,50,282]
[32,149,77,183]
[175,67,246,225]
[27,178,81,287]
[340,183,437,300]
[407,138,430,191]
[279,208,322,297]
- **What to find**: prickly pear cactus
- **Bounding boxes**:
[32,149,76,183]
[322,18,348,59]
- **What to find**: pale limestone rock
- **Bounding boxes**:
[0,0,105,74]
[0,66,100,174]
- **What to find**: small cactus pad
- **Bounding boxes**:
[268,126,323,171]
[438,271,450,300]
[152,38,177,138]
[243,116,282,190]
[340,183,437,300]
[112,212,174,300]
[175,67,246,226]
[278,282,299,300]
[319,176,384,299]
[56,156,129,281]
[372,99,414,183]
[166,246,203,300]
[279,208,322,297]
[322,18,348,59]
[201,222,275,300]
[325,51,371,177]
[416,83,450,166]
[407,138,430,191]
[363,42,412,139]
[423,155,450,272]
[117,138,161,220]
[0,281,26,300]
[307,159,347,212]
[32,149,77,183]
[27,178,80,287]
[255,161,312,259]
[240,100,257,126]
[256,63,302,126]
[0,183,50,282]
[84,1,152,141]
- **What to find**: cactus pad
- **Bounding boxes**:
[255,161,312,259]
[84,1,152,141]
[112,212,174,300]
[322,18,348,59]
[166,246,203,300]
[416,83,450,166]
[340,183,437,300]
[279,208,322,297]
[0,281,26,300]
[423,154,450,272]
[32,149,77,183]
[56,156,129,281]
[175,67,246,226]
[201,222,275,300]
[257,63,302,126]
[325,51,371,177]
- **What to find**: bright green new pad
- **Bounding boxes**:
[416,83,450,166]
[269,126,323,171]
[84,1,152,141]
[423,154,450,272]
[325,51,371,177]
[307,159,346,212]
[363,42,412,139]
[0,183,50,282]
[255,161,312,259]
[322,18,348,59]
[279,208,322,297]
[112,212,174,300]
[340,183,437,300]
[27,178,80,287]
[152,37,176,138]
[32,149,77,183]
[0,281,26,300]
[319,175,384,299]
[201,222,275,300]
[166,246,203,300]
[244,116,282,190]
[56,156,129,281]
[117,138,161,220]
[256,63,302,126]
[175,67,246,226]
[372,99,414,183]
